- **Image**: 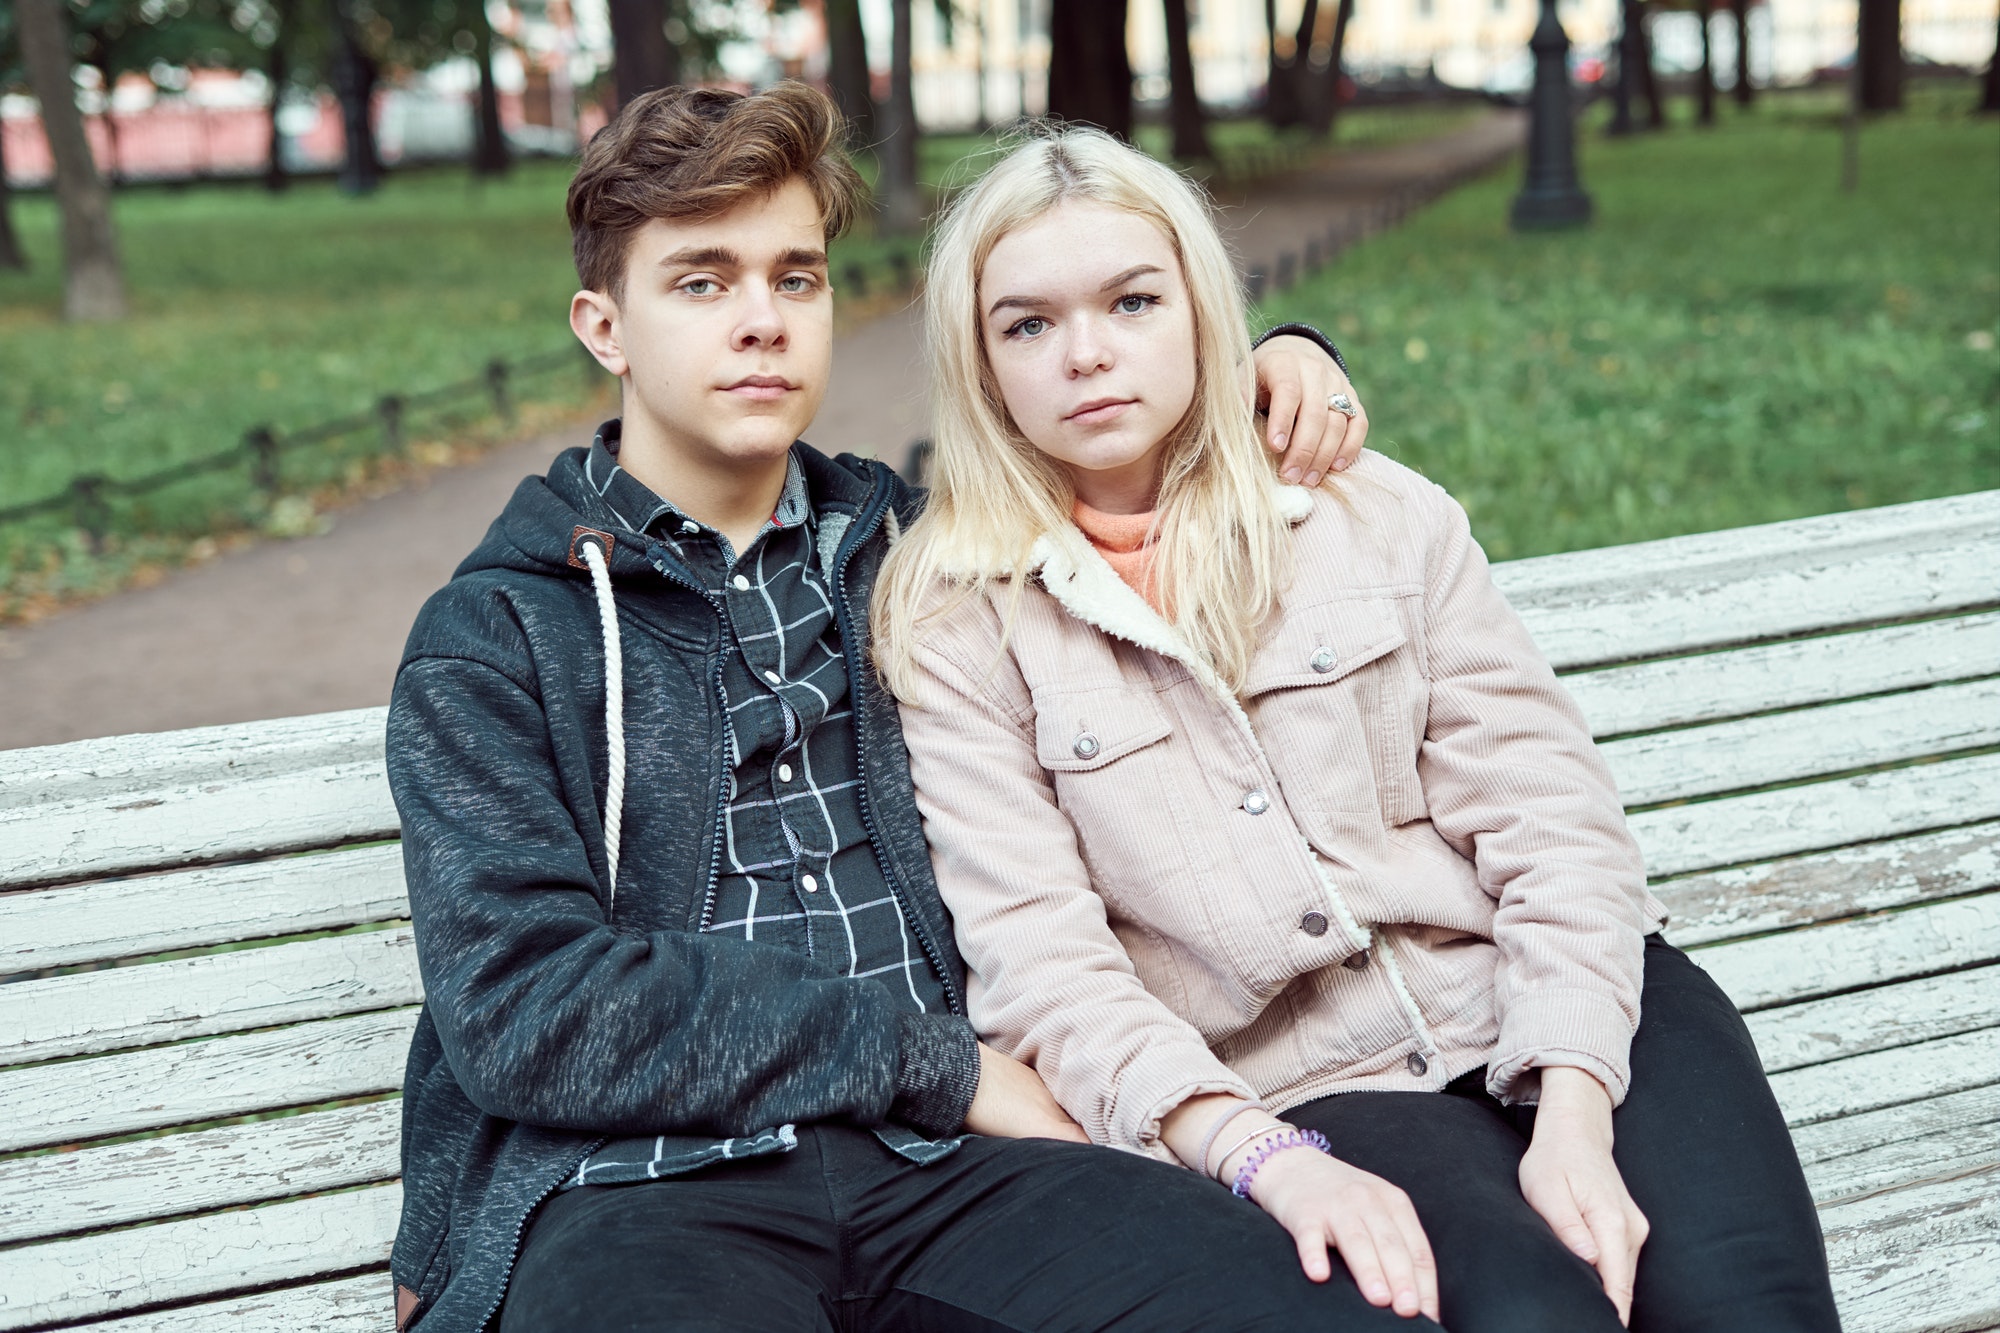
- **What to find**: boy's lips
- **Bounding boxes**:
[724,375,798,402]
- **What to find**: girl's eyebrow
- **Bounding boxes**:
[986,263,1167,318]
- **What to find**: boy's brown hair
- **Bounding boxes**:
[567,82,866,298]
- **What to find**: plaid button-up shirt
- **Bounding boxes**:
[566,423,950,1188]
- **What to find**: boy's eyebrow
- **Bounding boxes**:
[659,245,741,270]
[778,246,830,268]
[986,263,1168,317]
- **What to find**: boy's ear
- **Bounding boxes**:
[570,289,629,379]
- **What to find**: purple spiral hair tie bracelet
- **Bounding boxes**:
[1230,1128,1331,1199]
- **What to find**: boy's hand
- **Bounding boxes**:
[1518,1067,1649,1326]
[1249,334,1369,488]
[963,1042,1090,1142]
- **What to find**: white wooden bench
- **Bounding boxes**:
[2,488,1996,1333]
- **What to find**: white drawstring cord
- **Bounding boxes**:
[578,539,625,912]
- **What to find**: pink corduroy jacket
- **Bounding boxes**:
[895,452,1669,1161]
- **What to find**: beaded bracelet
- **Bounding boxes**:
[1195,1099,1267,1180]
[1231,1128,1332,1199]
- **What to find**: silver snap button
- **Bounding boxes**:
[1300,911,1329,936]
[1309,647,1336,673]
[1072,732,1101,760]
[1343,950,1370,971]
[1244,789,1270,815]
[1406,1052,1429,1077]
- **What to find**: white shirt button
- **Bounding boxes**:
[680,520,700,536]
[1310,647,1336,673]
[1244,789,1271,815]
[732,574,751,591]
[778,763,793,782]
[801,874,819,893]
[763,669,782,686]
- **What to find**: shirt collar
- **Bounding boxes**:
[583,418,811,543]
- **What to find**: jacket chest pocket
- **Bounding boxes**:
[1030,686,1187,895]
[1244,596,1427,824]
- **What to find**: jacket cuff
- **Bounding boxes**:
[1253,322,1350,379]
[889,1012,982,1137]
[1486,988,1638,1108]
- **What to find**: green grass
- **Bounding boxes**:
[1259,83,2000,561]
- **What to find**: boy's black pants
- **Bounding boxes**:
[498,1121,1420,1332]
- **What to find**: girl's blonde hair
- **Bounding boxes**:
[871,124,1296,699]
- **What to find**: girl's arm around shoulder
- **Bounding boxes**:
[893,606,1257,1157]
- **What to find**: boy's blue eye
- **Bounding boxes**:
[682,279,717,296]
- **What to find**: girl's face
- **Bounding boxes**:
[978,200,1198,515]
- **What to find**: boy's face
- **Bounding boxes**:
[572,178,833,477]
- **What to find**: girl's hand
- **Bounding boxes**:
[1518,1066,1650,1326]
[1247,334,1369,487]
[1232,1140,1440,1322]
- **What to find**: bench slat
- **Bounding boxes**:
[0,1009,416,1155]
[0,929,420,1070]
[1601,677,2000,809]
[0,1102,401,1247]
[1822,1164,2000,1333]
[1657,823,2000,949]
[1630,752,2000,879]
[66,1274,390,1333]
[1771,1028,2000,1128]
[1692,893,2000,1012]
[1806,1116,2000,1209]
[0,845,407,976]
[1492,489,2000,669]
[1793,1085,2000,1174]
[0,710,395,893]
[1561,611,2000,739]
[1745,965,2000,1074]
[0,1183,399,1332]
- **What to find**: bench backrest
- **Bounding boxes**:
[2,488,1995,1333]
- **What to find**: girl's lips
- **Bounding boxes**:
[1067,399,1137,425]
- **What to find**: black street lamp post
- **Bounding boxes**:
[1511,0,1593,229]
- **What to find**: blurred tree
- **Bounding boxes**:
[607,0,673,105]
[1983,10,1998,112]
[1303,0,1353,138]
[1695,0,1713,123]
[325,0,378,191]
[0,2,27,269]
[1857,0,1901,111]
[1730,0,1752,105]
[1047,0,1129,137]
[1636,0,1664,127]
[1161,0,1207,158]
[62,0,259,181]
[1262,0,1295,125]
[823,0,873,142]
[15,0,125,316]
[876,0,918,231]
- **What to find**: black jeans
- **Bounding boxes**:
[498,1123,1430,1332]
[1287,936,1842,1333]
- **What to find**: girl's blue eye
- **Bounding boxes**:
[1009,317,1050,338]
[1116,294,1158,315]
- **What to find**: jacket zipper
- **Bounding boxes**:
[641,544,733,932]
[471,1137,605,1333]
[831,470,966,1017]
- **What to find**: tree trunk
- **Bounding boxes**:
[328,0,381,193]
[1697,0,1715,124]
[825,0,875,143]
[1047,0,1131,139]
[264,2,290,193]
[1263,0,1296,126]
[15,0,124,319]
[1982,9,2000,112]
[1162,0,1210,159]
[1607,0,1639,133]
[877,0,921,234]
[1638,2,1666,128]
[608,0,678,109]
[1732,0,1754,105]
[1857,0,1902,112]
[471,8,510,176]
[0,123,27,271]
[1305,0,1354,138]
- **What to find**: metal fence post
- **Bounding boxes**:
[246,426,281,497]
[69,474,110,552]
[1275,252,1298,291]
[378,395,405,451]
[888,251,912,291]
[487,359,513,422]
[843,262,870,298]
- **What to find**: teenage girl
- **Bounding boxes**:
[871,126,1842,1333]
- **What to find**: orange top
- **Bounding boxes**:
[1071,499,1165,613]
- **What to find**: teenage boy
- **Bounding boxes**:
[388,82,1374,1333]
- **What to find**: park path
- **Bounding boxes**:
[0,110,1522,751]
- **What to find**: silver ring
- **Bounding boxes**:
[1328,393,1358,418]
